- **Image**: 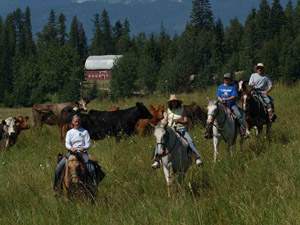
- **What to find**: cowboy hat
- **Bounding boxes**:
[254,63,265,70]
[167,94,182,104]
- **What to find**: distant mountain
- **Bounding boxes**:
[0,0,295,40]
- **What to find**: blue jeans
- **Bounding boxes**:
[253,90,273,111]
[53,151,95,188]
[154,130,201,159]
[231,105,246,130]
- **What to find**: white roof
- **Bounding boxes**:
[85,55,123,70]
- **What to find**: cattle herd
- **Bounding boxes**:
[0,98,208,149]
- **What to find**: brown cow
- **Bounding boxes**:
[32,98,89,130]
[136,104,164,136]
[184,102,207,127]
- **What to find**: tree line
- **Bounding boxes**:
[0,0,299,106]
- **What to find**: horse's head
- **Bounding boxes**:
[154,122,169,155]
[66,154,83,184]
[206,100,218,125]
[237,80,247,92]
[241,90,252,110]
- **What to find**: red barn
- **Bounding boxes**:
[85,55,122,80]
[84,55,122,91]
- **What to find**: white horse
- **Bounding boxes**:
[154,123,192,198]
[206,100,243,162]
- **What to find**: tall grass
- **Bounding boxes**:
[0,83,299,225]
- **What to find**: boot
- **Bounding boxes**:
[151,155,161,170]
[204,125,213,139]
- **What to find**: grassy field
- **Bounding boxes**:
[0,83,300,225]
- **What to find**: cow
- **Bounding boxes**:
[0,117,20,148]
[8,116,30,147]
[80,102,152,141]
[0,120,7,141]
[135,104,164,136]
[32,98,89,130]
[184,102,207,127]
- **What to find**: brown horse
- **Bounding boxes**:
[135,104,164,136]
[60,153,98,201]
[242,89,272,138]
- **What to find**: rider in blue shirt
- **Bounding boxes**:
[205,73,247,138]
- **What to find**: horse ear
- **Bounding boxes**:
[206,97,210,103]
[25,116,29,120]
[2,120,6,125]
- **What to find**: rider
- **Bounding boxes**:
[53,115,96,196]
[151,94,203,169]
[249,63,276,122]
[205,73,247,138]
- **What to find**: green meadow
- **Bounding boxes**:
[0,83,300,225]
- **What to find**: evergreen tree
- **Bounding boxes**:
[266,0,285,39]
[240,9,260,72]
[23,7,36,55]
[36,9,59,46]
[58,13,67,46]
[116,18,132,54]
[222,17,244,73]
[101,9,113,54]
[69,16,79,50]
[90,14,102,55]
[190,0,214,31]
[112,20,123,45]
[159,22,171,61]
[110,52,138,100]
[256,0,270,44]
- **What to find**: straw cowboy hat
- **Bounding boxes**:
[167,94,182,104]
[254,63,265,71]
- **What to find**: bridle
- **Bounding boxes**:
[208,102,227,130]
[156,127,178,154]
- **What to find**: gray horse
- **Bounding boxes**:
[206,100,244,162]
[154,122,192,197]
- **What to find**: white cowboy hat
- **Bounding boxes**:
[167,94,182,104]
[254,63,265,70]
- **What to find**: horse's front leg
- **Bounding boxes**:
[213,136,220,163]
[163,165,172,198]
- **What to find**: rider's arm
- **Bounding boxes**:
[65,131,76,152]
[265,77,273,94]
[81,131,91,152]
[249,74,255,88]
[162,111,168,127]
[175,116,188,125]
[265,86,273,94]
[175,108,188,125]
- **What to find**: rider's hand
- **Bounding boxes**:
[71,147,76,152]
[80,148,85,152]
[250,83,255,87]
[221,99,226,104]
[262,91,268,95]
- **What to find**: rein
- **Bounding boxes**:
[157,128,178,155]
[208,103,227,131]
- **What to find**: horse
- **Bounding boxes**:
[241,89,272,138]
[206,100,243,163]
[154,122,192,198]
[59,152,103,201]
